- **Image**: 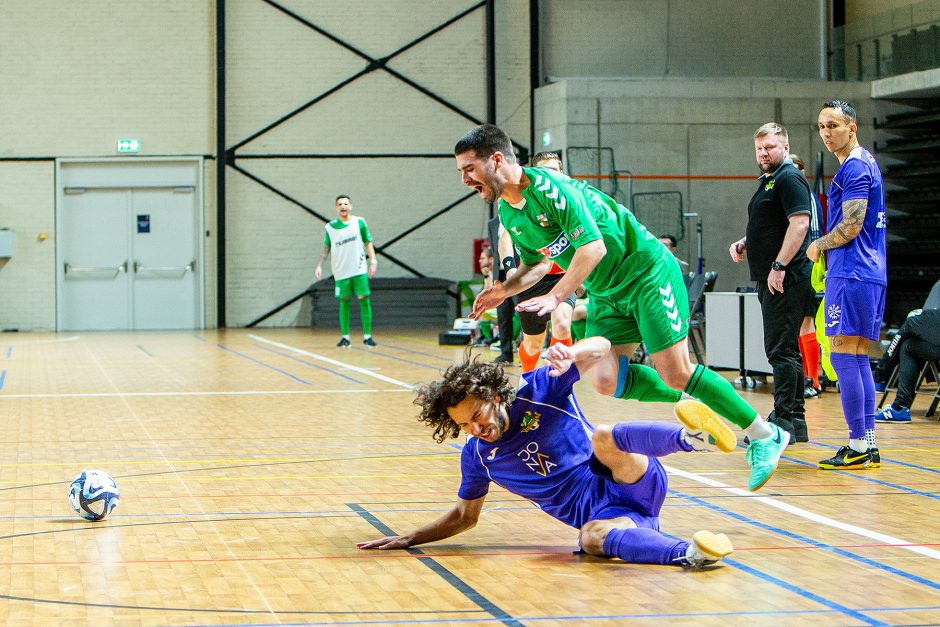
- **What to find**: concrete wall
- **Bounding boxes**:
[535,78,874,291]
[541,0,824,80]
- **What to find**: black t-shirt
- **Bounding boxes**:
[745,162,813,282]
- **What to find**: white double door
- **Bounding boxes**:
[57,160,204,331]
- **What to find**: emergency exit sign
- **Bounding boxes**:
[117,138,141,153]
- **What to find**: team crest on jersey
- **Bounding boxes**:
[536,214,550,228]
[520,411,541,433]
[826,303,842,328]
[764,179,776,191]
[536,233,571,258]
[570,226,585,240]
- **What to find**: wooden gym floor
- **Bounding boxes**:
[0,328,938,627]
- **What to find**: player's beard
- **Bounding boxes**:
[480,405,510,442]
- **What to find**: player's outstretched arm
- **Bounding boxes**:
[545,336,611,377]
[357,496,485,550]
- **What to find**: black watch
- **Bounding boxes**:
[771,260,788,271]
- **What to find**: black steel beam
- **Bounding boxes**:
[216,0,227,327]
[228,163,331,222]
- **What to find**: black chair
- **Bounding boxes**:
[687,272,717,364]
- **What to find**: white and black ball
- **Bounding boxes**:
[68,470,120,521]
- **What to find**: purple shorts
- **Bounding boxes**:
[823,278,886,341]
[590,456,667,531]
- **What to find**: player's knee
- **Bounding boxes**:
[578,520,612,556]
[592,370,618,396]
[590,424,618,460]
[658,364,693,390]
[553,320,571,337]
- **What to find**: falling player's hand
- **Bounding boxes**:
[515,293,559,317]
[545,342,575,377]
[470,282,506,320]
[357,536,410,550]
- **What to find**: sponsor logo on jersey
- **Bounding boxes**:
[536,233,571,258]
[520,411,541,433]
[826,303,842,328]
[486,447,498,461]
[570,226,585,240]
[764,179,776,191]
[335,235,357,246]
[659,283,683,332]
[876,211,886,229]
[517,441,556,477]
[511,226,522,236]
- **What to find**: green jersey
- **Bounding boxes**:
[498,167,666,298]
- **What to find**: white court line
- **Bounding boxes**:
[250,334,417,389]
[2,335,81,346]
[0,389,412,399]
[664,464,940,560]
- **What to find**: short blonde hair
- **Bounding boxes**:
[754,122,788,143]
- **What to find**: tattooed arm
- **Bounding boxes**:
[806,198,867,262]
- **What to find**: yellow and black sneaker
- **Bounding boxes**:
[869,447,881,468]
[817,445,872,470]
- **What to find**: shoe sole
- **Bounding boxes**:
[817,460,872,469]
[748,428,790,492]
[692,530,733,561]
[874,419,911,424]
[674,400,737,453]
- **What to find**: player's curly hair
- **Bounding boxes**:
[414,352,517,443]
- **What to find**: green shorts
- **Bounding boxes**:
[586,256,689,353]
[334,274,371,298]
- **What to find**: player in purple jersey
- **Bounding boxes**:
[357,336,737,568]
[807,101,888,470]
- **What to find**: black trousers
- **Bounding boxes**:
[757,275,815,420]
[495,269,515,362]
[876,309,940,407]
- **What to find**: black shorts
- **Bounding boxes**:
[515,273,578,335]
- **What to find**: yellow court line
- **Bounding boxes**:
[0,454,458,467]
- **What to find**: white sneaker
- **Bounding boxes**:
[674,399,737,453]
[677,530,733,568]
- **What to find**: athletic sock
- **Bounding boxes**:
[800,332,821,388]
[849,438,868,453]
[614,357,681,403]
[339,298,351,336]
[865,428,877,449]
[856,354,876,434]
[683,364,759,430]
[518,343,540,373]
[611,422,689,456]
[549,336,572,347]
[359,297,373,336]
[603,527,688,565]
[831,352,866,440]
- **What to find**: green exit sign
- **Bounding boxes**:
[117,138,141,153]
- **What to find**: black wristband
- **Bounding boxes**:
[501,256,517,271]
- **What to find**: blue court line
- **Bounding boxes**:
[373,342,455,363]
[253,344,365,384]
[672,488,940,593]
[350,346,445,371]
[4,346,11,359]
[0,370,5,391]
[136,345,153,357]
[348,503,523,627]
[783,454,940,497]
[216,344,310,385]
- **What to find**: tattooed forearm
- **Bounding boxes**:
[814,199,867,251]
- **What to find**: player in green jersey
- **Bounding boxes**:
[456,124,787,492]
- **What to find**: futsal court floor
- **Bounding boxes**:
[0,328,938,627]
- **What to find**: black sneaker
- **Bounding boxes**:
[336,337,351,347]
[491,355,513,364]
[363,337,377,346]
[767,410,796,446]
[791,416,809,443]
[817,446,872,470]
[804,385,821,399]
[869,447,881,468]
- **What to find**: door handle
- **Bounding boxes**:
[133,260,195,275]
[64,261,127,277]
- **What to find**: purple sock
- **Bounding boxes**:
[612,422,690,457]
[603,527,688,565]
[856,354,876,433]
[831,352,866,440]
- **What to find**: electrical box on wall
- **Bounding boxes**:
[0,229,12,258]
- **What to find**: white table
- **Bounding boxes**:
[704,291,772,382]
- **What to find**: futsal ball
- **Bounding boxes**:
[68,470,120,521]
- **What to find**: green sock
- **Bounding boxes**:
[684,364,758,429]
[339,298,351,335]
[614,357,681,403]
[359,297,373,336]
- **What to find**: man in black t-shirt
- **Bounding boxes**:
[728,123,816,443]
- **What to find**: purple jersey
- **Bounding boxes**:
[458,366,627,529]
[826,146,887,286]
